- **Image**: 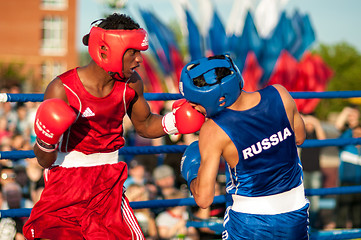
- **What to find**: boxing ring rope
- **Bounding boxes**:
[1,91,361,239]
[1,138,361,161]
[1,90,361,102]
[2,185,361,217]
[1,187,361,239]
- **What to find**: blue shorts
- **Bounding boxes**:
[222,203,309,240]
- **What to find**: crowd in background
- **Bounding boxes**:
[300,104,361,231]
[0,85,360,239]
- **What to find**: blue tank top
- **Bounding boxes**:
[212,86,303,197]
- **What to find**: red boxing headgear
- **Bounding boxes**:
[88,27,149,79]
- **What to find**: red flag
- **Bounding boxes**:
[267,50,298,91]
[169,46,185,89]
[294,51,333,114]
[242,51,263,92]
[140,55,165,114]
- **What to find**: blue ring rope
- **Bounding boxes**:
[305,185,361,196]
[0,206,359,239]
[1,138,360,160]
[309,228,361,240]
[2,90,361,102]
[2,186,361,218]
[300,137,361,148]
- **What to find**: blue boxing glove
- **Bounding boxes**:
[181,141,201,187]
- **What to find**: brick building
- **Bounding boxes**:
[0,0,78,92]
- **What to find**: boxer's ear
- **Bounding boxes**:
[82,34,90,46]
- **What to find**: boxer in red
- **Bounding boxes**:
[23,13,204,240]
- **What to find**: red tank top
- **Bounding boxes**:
[58,68,136,154]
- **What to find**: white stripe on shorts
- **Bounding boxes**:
[122,195,144,240]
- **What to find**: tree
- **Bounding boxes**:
[312,42,361,120]
[78,51,92,66]
[0,63,26,91]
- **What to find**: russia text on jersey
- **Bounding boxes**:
[242,127,292,160]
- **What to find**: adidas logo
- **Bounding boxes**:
[141,34,148,47]
[82,107,95,117]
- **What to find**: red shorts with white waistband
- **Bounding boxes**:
[23,161,144,240]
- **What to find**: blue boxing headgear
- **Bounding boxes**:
[179,55,244,117]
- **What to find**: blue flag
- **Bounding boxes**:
[208,10,228,55]
[140,9,179,74]
[289,10,304,59]
[273,11,297,52]
[258,11,298,85]
[229,11,263,72]
[185,9,204,61]
[289,11,316,60]
[296,14,316,59]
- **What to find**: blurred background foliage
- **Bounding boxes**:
[313,42,361,120]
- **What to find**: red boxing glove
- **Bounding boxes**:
[34,99,77,148]
[173,99,205,134]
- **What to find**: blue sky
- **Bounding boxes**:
[77,0,361,52]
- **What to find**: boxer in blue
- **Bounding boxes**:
[179,54,309,239]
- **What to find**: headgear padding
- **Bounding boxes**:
[179,55,244,117]
[88,27,148,79]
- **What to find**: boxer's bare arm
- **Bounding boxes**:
[128,72,165,138]
[190,120,224,209]
[273,84,306,145]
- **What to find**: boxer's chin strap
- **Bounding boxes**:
[110,72,126,81]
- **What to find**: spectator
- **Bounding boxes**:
[151,165,179,217]
[24,102,39,145]
[0,182,29,239]
[161,133,185,188]
[124,157,159,201]
[30,176,45,205]
[1,102,17,134]
[24,157,43,186]
[14,103,31,142]
[0,138,14,169]
[336,124,361,229]
[10,134,29,152]
[1,182,33,210]
[300,114,326,228]
[0,116,12,143]
[126,184,158,240]
[10,134,30,166]
[156,190,198,240]
[335,105,360,136]
[8,85,21,110]
[14,165,31,202]
[0,166,16,188]
[153,165,177,199]
[0,182,2,209]
[0,180,4,206]
[124,158,147,188]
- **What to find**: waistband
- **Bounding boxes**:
[53,150,119,168]
[231,183,308,215]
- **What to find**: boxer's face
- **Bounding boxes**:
[189,102,206,116]
[348,108,360,128]
[122,49,143,79]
